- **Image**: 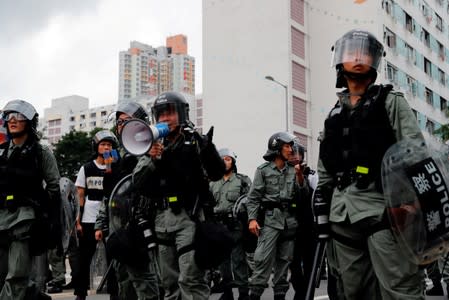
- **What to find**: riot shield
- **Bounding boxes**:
[108,174,133,234]
[382,138,449,265]
[60,177,79,254]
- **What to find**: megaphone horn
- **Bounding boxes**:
[120,119,169,156]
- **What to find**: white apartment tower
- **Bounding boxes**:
[118,35,195,103]
[41,95,115,146]
[203,0,449,176]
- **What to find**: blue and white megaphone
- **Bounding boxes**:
[120,119,169,156]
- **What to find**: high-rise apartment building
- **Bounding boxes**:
[40,95,115,145]
[118,34,195,102]
[202,0,449,176]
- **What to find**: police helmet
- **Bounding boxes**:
[115,101,149,122]
[151,92,190,126]
[218,148,237,172]
[263,132,297,161]
[218,148,237,161]
[92,130,118,153]
[2,99,39,133]
[332,29,385,88]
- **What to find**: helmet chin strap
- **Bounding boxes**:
[342,70,373,81]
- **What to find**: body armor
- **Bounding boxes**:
[320,84,396,190]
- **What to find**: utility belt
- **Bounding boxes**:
[258,200,296,227]
[214,211,240,229]
[154,195,184,214]
[261,199,296,212]
[335,167,376,191]
[0,194,37,212]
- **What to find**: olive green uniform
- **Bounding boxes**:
[210,172,252,297]
[95,147,160,300]
[246,161,307,298]
[0,142,60,300]
[318,90,425,300]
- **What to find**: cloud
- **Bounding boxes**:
[0,0,100,43]
[0,0,202,115]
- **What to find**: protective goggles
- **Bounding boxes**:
[4,112,27,121]
[116,118,131,126]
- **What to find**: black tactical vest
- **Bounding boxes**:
[0,141,46,206]
[142,132,213,212]
[319,84,396,190]
[83,161,106,201]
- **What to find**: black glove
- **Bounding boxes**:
[194,126,214,151]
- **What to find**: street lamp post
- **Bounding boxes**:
[265,75,289,132]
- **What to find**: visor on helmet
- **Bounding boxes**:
[5,112,28,122]
[332,31,384,71]
[3,100,37,121]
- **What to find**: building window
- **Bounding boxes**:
[69,125,75,131]
[101,111,107,117]
[80,114,86,120]
[436,14,443,31]
[384,28,396,50]
[426,119,435,134]
[421,29,430,47]
[424,58,432,76]
[48,119,61,128]
[441,97,448,112]
[90,121,96,127]
[439,42,445,61]
[406,75,417,96]
[70,116,75,122]
[386,63,398,84]
[405,43,415,64]
[382,0,393,15]
[439,68,445,86]
[90,112,96,118]
[405,13,415,33]
[425,88,433,105]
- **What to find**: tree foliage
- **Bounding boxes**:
[53,127,107,181]
[434,124,449,143]
[53,130,92,181]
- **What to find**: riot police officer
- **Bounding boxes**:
[0,100,61,300]
[317,29,424,300]
[209,148,252,300]
[246,132,308,300]
[74,130,119,300]
[133,91,225,300]
[95,101,160,300]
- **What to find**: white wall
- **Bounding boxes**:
[203,0,291,177]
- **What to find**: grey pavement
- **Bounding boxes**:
[52,283,449,300]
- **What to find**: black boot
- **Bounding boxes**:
[274,294,285,300]
[238,290,249,300]
[219,287,234,300]
[249,294,260,300]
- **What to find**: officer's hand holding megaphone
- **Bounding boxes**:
[120,119,169,156]
[148,141,164,159]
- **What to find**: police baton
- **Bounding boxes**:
[305,240,327,300]
[96,260,114,294]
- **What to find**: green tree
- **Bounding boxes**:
[53,127,113,180]
[433,109,449,143]
[434,124,449,142]
[53,130,92,181]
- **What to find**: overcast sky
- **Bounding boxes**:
[0,0,202,115]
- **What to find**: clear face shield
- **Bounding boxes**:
[288,143,304,166]
[152,103,177,123]
[332,34,384,71]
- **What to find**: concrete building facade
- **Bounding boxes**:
[202,0,449,177]
[40,95,115,146]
